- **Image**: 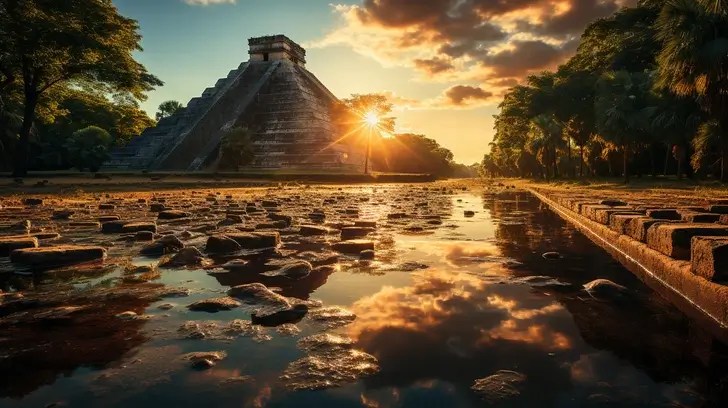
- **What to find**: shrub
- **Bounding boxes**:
[65,126,113,172]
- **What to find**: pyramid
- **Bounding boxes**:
[104,35,362,172]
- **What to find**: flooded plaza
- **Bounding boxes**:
[0,182,726,407]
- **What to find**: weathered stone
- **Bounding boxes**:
[140,235,184,256]
[691,237,728,281]
[52,210,74,220]
[708,205,728,215]
[359,249,375,260]
[332,240,374,254]
[340,227,374,240]
[187,297,241,312]
[263,261,312,280]
[600,199,628,207]
[646,223,728,260]
[10,245,106,268]
[121,222,157,233]
[226,232,280,249]
[609,214,644,234]
[0,236,38,256]
[299,225,330,236]
[22,198,43,206]
[134,231,155,241]
[205,235,242,253]
[101,221,126,233]
[583,279,627,298]
[227,283,291,310]
[353,220,377,228]
[149,203,166,212]
[647,209,681,220]
[162,247,205,267]
[681,212,721,223]
[158,210,190,220]
[625,218,675,242]
[593,209,642,226]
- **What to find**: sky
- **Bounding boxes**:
[113,0,635,165]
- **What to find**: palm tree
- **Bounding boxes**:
[528,114,563,179]
[655,0,728,180]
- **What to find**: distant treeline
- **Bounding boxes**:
[483,0,728,182]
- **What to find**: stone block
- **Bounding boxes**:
[708,205,728,215]
[691,236,728,281]
[681,212,721,223]
[646,209,681,220]
[10,245,106,268]
[624,218,675,242]
[0,236,39,256]
[646,223,728,260]
[593,209,642,226]
[609,214,644,235]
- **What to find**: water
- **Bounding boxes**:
[0,187,726,407]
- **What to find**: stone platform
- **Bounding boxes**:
[530,187,728,329]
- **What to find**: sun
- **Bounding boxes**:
[363,111,379,127]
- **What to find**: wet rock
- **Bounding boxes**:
[296,251,339,266]
[101,221,126,234]
[268,213,292,227]
[226,231,280,249]
[542,252,562,260]
[359,249,375,260]
[354,220,377,228]
[280,333,379,391]
[308,306,356,329]
[275,323,302,336]
[299,225,330,236]
[471,370,527,403]
[263,261,313,280]
[205,235,242,254]
[583,279,627,298]
[140,235,184,256]
[252,304,309,327]
[158,210,190,220]
[149,203,166,212]
[227,283,291,313]
[121,222,157,234]
[134,231,155,242]
[0,236,39,256]
[115,311,140,320]
[52,209,75,220]
[10,245,106,268]
[182,351,227,370]
[162,247,205,267]
[187,297,241,312]
[340,227,374,240]
[332,240,374,254]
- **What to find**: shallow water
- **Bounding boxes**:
[1,187,726,407]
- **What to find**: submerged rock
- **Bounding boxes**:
[10,245,106,268]
[227,283,291,316]
[205,235,242,254]
[162,247,205,267]
[262,261,312,280]
[542,251,562,260]
[332,240,374,254]
[280,333,379,391]
[187,297,241,312]
[252,304,308,327]
[182,351,227,370]
[308,306,356,329]
[140,235,184,256]
[226,232,281,249]
[471,370,527,403]
[583,279,627,299]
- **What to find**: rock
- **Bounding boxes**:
[464,211,476,217]
[115,311,139,320]
[182,351,227,370]
[158,210,190,220]
[140,235,184,256]
[0,236,39,256]
[299,225,330,236]
[227,283,291,311]
[187,297,241,312]
[226,231,280,249]
[600,200,628,207]
[149,203,166,212]
[134,231,155,242]
[583,279,627,298]
[691,236,728,281]
[98,203,115,210]
[10,245,106,268]
[23,198,43,206]
[52,210,75,220]
[121,222,157,234]
[162,247,205,267]
[359,249,375,260]
[542,251,562,260]
[268,213,292,227]
[646,223,728,260]
[263,261,312,280]
[471,370,527,403]
[205,235,242,253]
[101,221,126,234]
[332,240,374,254]
[252,304,309,327]
[340,227,374,240]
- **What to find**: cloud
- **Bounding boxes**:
[183,0,236,6]
[444,85,493,106]
[315,0,634,94]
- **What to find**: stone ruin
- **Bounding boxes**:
[104,35,362,172]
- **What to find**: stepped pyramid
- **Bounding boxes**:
[104,35,362,172]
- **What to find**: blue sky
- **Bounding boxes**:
[112,0,630,164]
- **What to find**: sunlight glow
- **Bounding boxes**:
[364,111,379,127]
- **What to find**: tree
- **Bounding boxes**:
[655,0,728,180]
[156,100,184,121]
[65,126,113,172]
[595,71,655,183]
[0,0,162,176]
[527,114,563,179]
[218,127,254,171]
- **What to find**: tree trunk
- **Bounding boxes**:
[677,155,683,180]
[567,140,573,178]
[579,145,584,177]
[649,146,656,178]
[552,144,558,179]
[623,144,630,184]
[12,97,37,178]
[664,143,670,177]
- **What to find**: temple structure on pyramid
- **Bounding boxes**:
[104,35,362,171]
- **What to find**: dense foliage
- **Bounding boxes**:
[65,126,113,172]
[484,0,728,182]
[0,0,161,175]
